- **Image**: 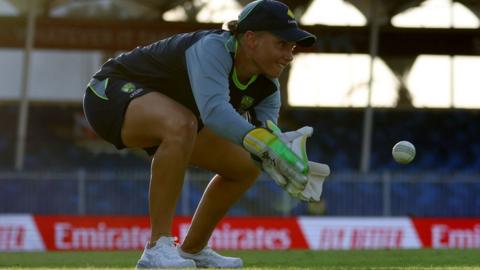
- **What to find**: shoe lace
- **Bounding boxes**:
[202,246,221,257]
[168,236,179,247]
[156,237,183,260]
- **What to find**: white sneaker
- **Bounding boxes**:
[136,236,196,269]
[178,246,243,268]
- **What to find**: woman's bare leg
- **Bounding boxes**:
[121,92,198,244]
[181,128,261,253]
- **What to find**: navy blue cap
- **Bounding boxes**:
[237,0,316,47]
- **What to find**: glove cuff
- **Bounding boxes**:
[242,128,276,156]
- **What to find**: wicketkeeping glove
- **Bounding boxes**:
[265,121,330,202]
[243,127,309,190]
[266,120,314,147]
[262,120,312,188]
[296,161,330,202]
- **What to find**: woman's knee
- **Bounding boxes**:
[158,112,198,158]
[224,161,262,186]
[164,111,198,143]
[122,92,198,148]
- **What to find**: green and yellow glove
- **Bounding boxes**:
[243,127,309,190]
[263,121,331,202]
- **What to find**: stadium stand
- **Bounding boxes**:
[1,104,479,216]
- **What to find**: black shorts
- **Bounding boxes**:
[83,77,153,151]
[83,77,202,156]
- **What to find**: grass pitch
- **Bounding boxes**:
[1,249,479,269]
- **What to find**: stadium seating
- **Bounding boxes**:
[0,105,479,216]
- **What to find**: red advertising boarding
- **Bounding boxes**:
[34,215,151,250]
[2,215,480,251]
[173,216,308,250]
[31,215,307,251]
[411,218,480,248]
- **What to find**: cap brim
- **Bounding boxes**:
[270,27,317,47]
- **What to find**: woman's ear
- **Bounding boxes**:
[242,31,259,49]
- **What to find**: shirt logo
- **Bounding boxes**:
[121,82,136,93]
[287,9,297,25]
[287,9,295,19]
[240,95,255,111]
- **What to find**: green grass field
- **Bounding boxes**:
[1,249,479,269]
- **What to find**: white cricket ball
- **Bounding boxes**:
[392,141,416,164]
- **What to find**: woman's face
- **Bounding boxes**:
[251,32,296,78]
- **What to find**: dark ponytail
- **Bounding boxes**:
[225,20,239,36]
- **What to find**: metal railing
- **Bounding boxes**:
[0,169,479,217]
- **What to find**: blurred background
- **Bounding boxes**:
[0,0,479,218]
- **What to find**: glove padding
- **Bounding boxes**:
[266,120,330,202]
[295,161,330,202]
[243,127,309,190]
[262,121,312,188]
